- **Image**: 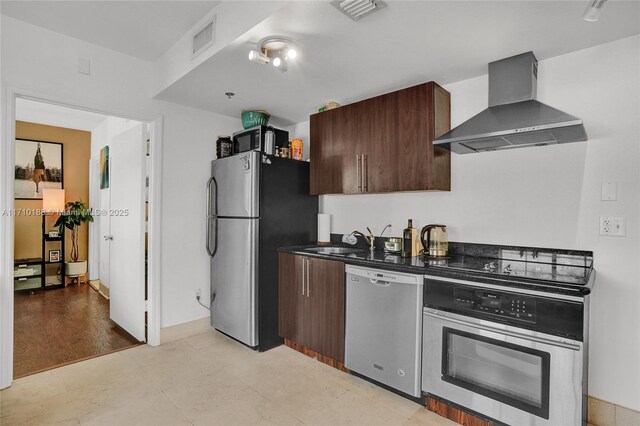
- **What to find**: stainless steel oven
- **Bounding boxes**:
[422,274,589,426]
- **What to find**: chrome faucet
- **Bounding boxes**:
[351,228,376,251]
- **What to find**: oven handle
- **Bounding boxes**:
[423,274,584,302]
[424,309,581,351]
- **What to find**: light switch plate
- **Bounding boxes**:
[78,58,91,75]
[600,216,626,236]
[601,181,618,201]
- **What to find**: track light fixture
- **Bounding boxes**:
[247,36,299,73]
[248,50,270,64]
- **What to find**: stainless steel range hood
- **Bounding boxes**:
[434,52,587,154]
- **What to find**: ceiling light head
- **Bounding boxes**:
[247,36,299,73]
[276,59,288,73]
[248,49,270,64]
[583,0,607,21]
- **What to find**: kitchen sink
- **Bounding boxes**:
[305,246,363,255]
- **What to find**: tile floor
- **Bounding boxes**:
[0,331,456,426]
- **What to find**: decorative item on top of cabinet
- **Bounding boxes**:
[278,252,345,362]
[309,81,451,195]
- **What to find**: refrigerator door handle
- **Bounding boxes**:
[206,176,218,257]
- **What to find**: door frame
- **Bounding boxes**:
[0,87,164,389]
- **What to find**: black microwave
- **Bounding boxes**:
[232,126,289,154]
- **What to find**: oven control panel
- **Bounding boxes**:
[453,288,537,323]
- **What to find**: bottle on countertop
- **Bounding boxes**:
[402,219,414,258]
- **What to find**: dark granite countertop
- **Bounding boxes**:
[278,237,595,297]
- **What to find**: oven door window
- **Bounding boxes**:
[441,327,550,419]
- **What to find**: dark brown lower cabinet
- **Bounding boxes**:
[278,253,345,362]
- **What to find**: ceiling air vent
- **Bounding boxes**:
[192,15,216,59]
[331,0,387,21]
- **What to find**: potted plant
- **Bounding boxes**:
[54,200,93,277]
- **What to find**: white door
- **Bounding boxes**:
[108,124,146,341]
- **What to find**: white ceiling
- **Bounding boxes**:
[156,0,640,125]
[16,99,108,132]
[0,1,219,61]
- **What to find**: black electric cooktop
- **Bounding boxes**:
[423,253,592,286]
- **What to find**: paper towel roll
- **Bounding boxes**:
[317,214,331,243]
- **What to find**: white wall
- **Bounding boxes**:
[1,15,240,328]
[299,36,640,410]
[91,116,142,157]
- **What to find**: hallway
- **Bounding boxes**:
[14,284,141,378]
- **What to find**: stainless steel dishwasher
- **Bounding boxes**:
[345,265,424,397]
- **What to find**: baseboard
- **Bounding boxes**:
[283,339,348,373]
[88,280,100,291]
[98,280,109,299]
[160,317,213,344]
[589,396,640,426]
[425,394,640,426]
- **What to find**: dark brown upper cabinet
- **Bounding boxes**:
[310,82,451,195]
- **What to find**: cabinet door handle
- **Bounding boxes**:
[356,155,362,192]
[363,154,368,192]
[301,257,306,296]
[306,258,311,297]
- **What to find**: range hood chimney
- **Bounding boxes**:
[434,52,587,154]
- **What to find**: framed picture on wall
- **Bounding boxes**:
[100,146,109,189]
[14,139,64,200]
[48,250,61,263]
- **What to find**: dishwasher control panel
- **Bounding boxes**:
[453,288,537,323]
[348,265,421,285]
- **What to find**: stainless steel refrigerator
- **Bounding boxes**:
[206,151,318,351]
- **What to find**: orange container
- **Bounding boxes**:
[291,139,303,160]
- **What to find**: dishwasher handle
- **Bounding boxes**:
[369,278,391,287]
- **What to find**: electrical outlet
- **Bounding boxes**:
[600,216,626,237]
[196,289,202,299]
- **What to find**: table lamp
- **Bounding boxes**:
[42,189,65,213]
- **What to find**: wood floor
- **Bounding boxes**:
[14,283,141,379]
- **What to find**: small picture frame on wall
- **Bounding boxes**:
[100,146,109,189]
[48,250,61,263]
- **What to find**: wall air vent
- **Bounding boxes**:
[331,0,387,21]
[192,15,216,59]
